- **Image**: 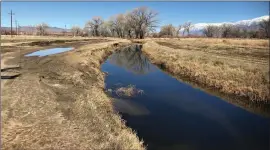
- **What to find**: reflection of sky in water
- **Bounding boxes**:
[25,47,73,57]
[112,98,150,116]
[102,45,269,150]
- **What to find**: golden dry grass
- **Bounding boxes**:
[115,85,144,97]
[142,38,269,103]
[1,35,121,40]
[0,35,123,46]
[1,39,145,149]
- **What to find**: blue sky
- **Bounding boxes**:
[1,2,269,29]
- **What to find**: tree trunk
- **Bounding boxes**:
[135,31,139,39]
[128,30,132,38]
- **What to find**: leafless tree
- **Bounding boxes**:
[71,26,82,37]
[183,22,193,36]
[99,21,113,37]
[123,14,134,38]
[259,18,269,38]
[36,23,49,36]
[221,24,233,38]
[230,26,242,38]
[175,25,182,37]
[144,26,156,38]
[85,16,103,36]
[126,7,158,39]
[159,24,175,37]
[29,25,35,35]
[82,26,91,37]
[109,14,126,38]
[203,25,218,37]
[240,28,249,38]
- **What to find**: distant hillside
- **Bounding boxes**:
[1,26,71,33]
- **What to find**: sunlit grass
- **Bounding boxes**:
[142,38,269,102]
[114,85,144,97]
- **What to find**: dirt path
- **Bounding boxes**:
[1,52,20,92]
[1,39,144,150]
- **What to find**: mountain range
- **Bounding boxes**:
[0,26,71,33]
[187,15,269,35]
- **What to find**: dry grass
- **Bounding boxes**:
[115,85,144,97]
[0,35,122,46]
[1,39,145,149]
[1,35,119,40]
[142,38,269,103]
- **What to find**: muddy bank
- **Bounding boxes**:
[20,39,110,46]
[1,39,144,149]
[142,41,269,116]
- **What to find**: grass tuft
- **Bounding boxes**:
[115,85,144,97]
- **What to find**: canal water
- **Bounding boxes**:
[101,45,269,150]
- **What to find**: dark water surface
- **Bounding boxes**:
[101,45,269,150]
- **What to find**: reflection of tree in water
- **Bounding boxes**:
[109,45,151,74]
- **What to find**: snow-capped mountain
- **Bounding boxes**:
[186,15,269,35]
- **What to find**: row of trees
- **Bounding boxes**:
[158,22,193,37]
[34,6,269,39]
[158,19,269,39]
[203,21,269,38]
[69,7,158,39]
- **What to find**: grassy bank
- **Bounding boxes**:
[142,38,269,103]
[1,37,144,149]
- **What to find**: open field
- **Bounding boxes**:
[1,35,115,47]
[1,36,144,149]
[142,38,269,104]
[1,36,269,149]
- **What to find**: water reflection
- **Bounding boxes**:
[112,98,150,116]
[102,45,269,150]
[109,45,151,74]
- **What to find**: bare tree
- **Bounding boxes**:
[36,23,49,36]
[259,19,269,38]
[175,25,182,37]
[126,7,158,39]
[203,25,217,37]
[99,21,113,37]
[221,24,233,38]
[29,25,35,35]
[159,24,175,37]
[71,26,82,37]
[240,28,248,38]
[230,26,242,38]
[82,26,91,37]
[85,16,103,36]
[109,14,126,38]
[183,22,193,36]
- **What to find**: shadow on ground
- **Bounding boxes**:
[1,74,21,79]
[1,66,21,72]
[1,66,21,79]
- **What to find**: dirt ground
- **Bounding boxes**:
[1,37,144,150]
